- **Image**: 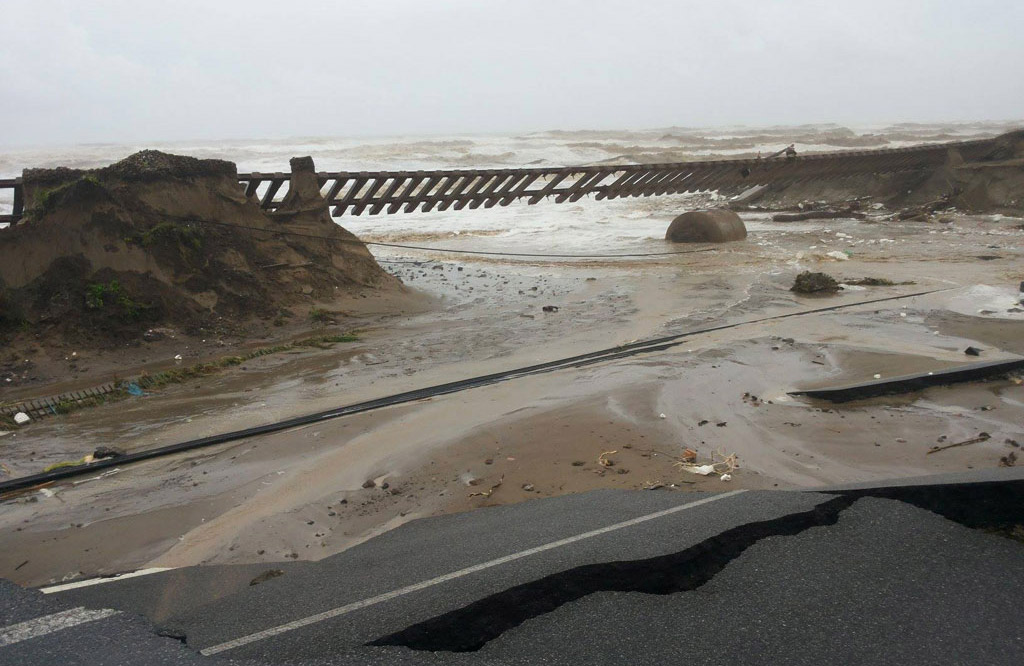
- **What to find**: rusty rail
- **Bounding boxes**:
[0,135,1007,222]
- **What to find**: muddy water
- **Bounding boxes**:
[2,197,1024,586]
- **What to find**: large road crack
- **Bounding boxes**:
[369,495,856,652]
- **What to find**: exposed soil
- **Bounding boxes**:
[0,151,404,396]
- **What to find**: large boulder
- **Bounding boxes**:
[665,209,747,243]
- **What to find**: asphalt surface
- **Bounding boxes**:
[3,472,1023,665]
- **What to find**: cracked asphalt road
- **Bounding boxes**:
[3,471,1023,665]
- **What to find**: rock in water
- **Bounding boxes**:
[665,209,747,243]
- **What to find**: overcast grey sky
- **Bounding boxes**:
[1,0,1021,147]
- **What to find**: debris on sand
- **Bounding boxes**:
[772,205,865,222]
[842,277,916,287]
[13,412,30,426]
[597,450,617,467]
[964,346,983,356]
[674,449,739,476]
[791,271,841,294]
[927,432,990,455]
[468,475,504,498]
[1000,451,1018,467]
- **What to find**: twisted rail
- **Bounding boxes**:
[0,134,1009,223]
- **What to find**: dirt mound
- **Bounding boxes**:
[0,151,397,347]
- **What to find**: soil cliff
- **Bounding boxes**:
[0,151,398,346]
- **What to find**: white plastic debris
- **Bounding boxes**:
[873,374,882,379]
[39,488,55,498]
[174,354,183,361]
[681,464,716,475]
[13,412,30,425]
[826,250,849,261]
[659,413,666,419]
[720,473,733,482]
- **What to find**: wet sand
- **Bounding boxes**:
[2,205,1023,587]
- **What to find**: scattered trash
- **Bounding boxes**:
[1000,451,1017,467]
[521,483,534,492]
[964,346,983,357]
[541,305,559,313]
[124,382,145,397]
[249,569,284,586]
[361,479,376,489]
[641,481,665,490]
[791,271,840,294]
[681,448,697,463]
[927,432,990,455]
[597,450,617,467]
[469,475,504,498]
[825,250,850,261]
[675,449,739,476]
[13,412,30,426]
[39,488,55,498]
[720,473,733,482]
[658,413,666,419]
[174,354,183,361]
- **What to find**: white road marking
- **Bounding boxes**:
[0,607,120,647]
[40,568,175,594]
[200,489,747,655]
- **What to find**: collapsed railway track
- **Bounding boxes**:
[2,131,1018,224]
